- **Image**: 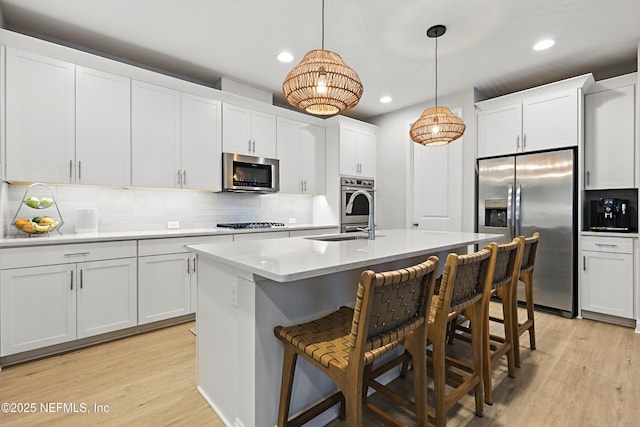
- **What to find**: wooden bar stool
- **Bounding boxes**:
[448,238,524,404]
[427,246,496,427]
[513,232,540,367]
[274,257,439,427]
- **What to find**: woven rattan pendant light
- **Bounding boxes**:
[282,0,363,116]
[410,25,466,146]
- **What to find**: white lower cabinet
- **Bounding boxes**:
[137,235,233,324]
[0,242,137,356]
[581,236,634,319]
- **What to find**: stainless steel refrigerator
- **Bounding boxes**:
[477,148,576,317]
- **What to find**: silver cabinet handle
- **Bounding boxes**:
[182,170,187,186]
[64,252,90,257]
[177,170,182,185]
[516,135,520,151]
[595,243,618,247]
[78,160,82,181]
[70,271,74,291]
[187,258,190,274]
[303,180,307,192]
[523,134,527,150]
[583,255,586,271]
[70,159,73,181]
[252,140,256,153]
[248,140,252,152]
[192,256,197,273]
[80,269,83,289]
[586,171,590,186]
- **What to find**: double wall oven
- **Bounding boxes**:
[340,177,374,233]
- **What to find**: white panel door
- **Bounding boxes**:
[523,90,578,151]
[477,103,522,158]
[76,66,131,186]
[581,251,633,318]
[131,80,181,188]
[138,253,191,324]
[300,124,326,194]
[251,110,277,158]
[5,48,75,183]
[181,93,222,190]
[584,85,635,189]
[411,110,464,232]
[276,117,302,193]
[339,126,358,176]
[222,103,252,155]
[1,264,76,356]
[76,258,138,339]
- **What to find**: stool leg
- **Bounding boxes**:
[431,333,447,427]
[499,287,516,378]
[468,304,484,417]
[482,295,493,405]
[277,346,298,427]
[405,333,428,427]
[524,274,536,350]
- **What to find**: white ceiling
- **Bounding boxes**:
[0,0,638,121]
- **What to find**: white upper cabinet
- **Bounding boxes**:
[338,120,377,178]
[522,90,578,152]
[477,74,593,158]
[477,103,522,158]
[5,48,75,183]
[76,66,131,186]
[181,93,222,191]
[584,77,636,189]
[131,80,182,188]
[277,117,325,194]
[222,103,276,158]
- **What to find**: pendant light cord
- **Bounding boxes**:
[321,0,325,50]
[434,35,438,107]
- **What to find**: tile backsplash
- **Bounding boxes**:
[2,183,318,237]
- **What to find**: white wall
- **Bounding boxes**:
[370,89,479,232]
[3,184,317,237]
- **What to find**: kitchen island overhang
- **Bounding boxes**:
[188,229,502,427]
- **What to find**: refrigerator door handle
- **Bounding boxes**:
[515,184,522,236]
[507,184,514,239]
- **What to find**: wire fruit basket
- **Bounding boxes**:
[11,183,64,236]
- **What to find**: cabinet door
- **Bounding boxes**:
[251,111,277,158]
[76,258,137,339]
[339,126,358,176]
[222,103,253,155]
[581,250,633,318]
[277,117,302,193]
[131,81,181,188]
[5,48,75,183]
[522,90,578,152]
[138,253,191,324]
[356,129,376,178]
[181,93,222,190]
[477,103,522,158]
[300,124,326,194]
[1,264,76,356]
[584,85,635,189]
[76,66,131,186]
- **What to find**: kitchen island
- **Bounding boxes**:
[188,229,501,427]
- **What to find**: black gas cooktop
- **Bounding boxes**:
[216,222,286,229]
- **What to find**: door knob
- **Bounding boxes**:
[412,222,419,227]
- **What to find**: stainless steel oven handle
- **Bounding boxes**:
[342,187,375,192]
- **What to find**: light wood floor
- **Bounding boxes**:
[1,306,639,427]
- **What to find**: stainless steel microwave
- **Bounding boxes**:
[222,153,279,193]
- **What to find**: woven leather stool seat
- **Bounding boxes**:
[274,257,439,427]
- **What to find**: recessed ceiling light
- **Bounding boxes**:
[277,52,294,63]
[533,39,555,51]
[379,96,392,103]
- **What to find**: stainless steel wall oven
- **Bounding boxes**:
[340,177,374,233]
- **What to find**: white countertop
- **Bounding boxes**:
[0,224,338,248]
[188,229,502,283]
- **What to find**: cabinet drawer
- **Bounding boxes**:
[138,235,233,256]
[0,241,137,269]
[581,236,633,254]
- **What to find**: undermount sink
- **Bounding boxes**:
[305,233,382,242]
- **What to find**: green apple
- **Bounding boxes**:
[39,197,54,208]
[25,197,40,208]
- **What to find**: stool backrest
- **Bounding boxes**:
[350,256,439,364]
[492,237,525,291]
[520,232,540,274]
[434,246,495,320]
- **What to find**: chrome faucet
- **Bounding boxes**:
[345,189,375,240]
